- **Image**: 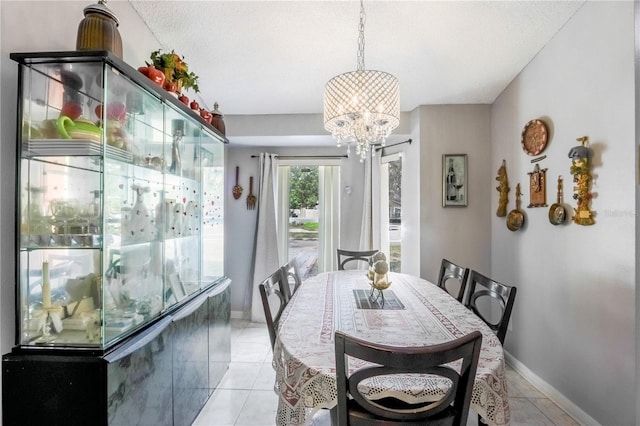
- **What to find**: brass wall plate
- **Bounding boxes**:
[521,119,548,156]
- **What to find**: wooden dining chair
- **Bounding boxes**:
[336,249,379,271]
[437,258,470,302]
[464,270,517,344]
[258,268,289,349]
[334,330,483,426]
[280,258,302,301]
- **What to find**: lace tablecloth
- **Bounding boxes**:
[273,270,510,426]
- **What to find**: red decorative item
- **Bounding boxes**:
[61,102,83,120]
[163,80,177,93]
[178,94,189,105]
[137,65,165,87]
[106,102,126,122]
[94,104,103,120]
[199,108,212,124]
[190,100,199,111]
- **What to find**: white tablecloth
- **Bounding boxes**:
[273,270,510,426]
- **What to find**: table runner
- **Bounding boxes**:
[352,289,405,310]
[273,270,510,425]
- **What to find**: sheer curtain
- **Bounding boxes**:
[358,154,382,252]
[249,153,280,323]
[317,165,340,272]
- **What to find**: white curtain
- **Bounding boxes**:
[317,166,340,272]
[359,155,374,250]
[249,153,280,323]
[276,166,290,268]
[359,154,381,252]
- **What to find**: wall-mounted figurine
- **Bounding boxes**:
[527,163,548,207]
[568,136,595,225]
[548,176,567,225]
[496,160,509,217]
[506,183,525,231]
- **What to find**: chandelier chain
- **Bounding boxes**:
[357,0,366,71]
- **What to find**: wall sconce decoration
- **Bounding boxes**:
[246,176,257,210]
[527,163,548,208]
[495,160,509,217]
[568,136,595,225]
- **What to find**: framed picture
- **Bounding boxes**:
[442,154,468,207]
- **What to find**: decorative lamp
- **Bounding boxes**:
[323,0,400,162]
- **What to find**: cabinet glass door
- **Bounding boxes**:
[13,51,228,350]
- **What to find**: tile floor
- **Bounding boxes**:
[193,319,579,426]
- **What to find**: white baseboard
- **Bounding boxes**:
[504,350,600,426]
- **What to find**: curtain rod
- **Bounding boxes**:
[375,138,412,152]
[251,154,348,159]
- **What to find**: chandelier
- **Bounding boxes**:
[323,0,400,162]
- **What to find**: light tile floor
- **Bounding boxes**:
[193,319,579,426]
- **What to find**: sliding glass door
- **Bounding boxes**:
[277,162,340,279]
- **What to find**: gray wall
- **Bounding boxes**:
[491,2,635,425]
[418,105,492,283]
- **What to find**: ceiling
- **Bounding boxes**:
[129,0,584,142]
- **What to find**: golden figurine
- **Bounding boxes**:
[568,136,595,225]
[368,254,391,306]
[495,160,509,217]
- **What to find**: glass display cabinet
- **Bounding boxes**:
[3,51,231,426]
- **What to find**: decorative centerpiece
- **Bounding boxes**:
[367,252,391,306]
[147,49,200,96]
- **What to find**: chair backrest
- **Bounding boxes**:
[258,268,289,349]
[335,330,482,426]
[280,258,302,301]
[437,258,470,302]
[336,249,379,271]
[464,270,517,344]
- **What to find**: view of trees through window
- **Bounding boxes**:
[287,166,319,278]
[388,159,401,271]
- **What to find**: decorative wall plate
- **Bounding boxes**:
[521,119,548,156]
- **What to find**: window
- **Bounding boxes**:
[277,161,341,278]
[380,154,401,272]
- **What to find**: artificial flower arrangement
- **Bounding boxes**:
[148,49,200,94]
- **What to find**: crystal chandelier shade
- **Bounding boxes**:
[323,0,400,162]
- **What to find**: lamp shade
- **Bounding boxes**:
[324,69,400,160]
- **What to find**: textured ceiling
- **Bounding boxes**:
[129,0,584,117]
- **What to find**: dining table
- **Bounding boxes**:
[272,269,511,426]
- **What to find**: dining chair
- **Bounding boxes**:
[280,258,302,301]
[334,330,483,426]
[258,268,289,349]
[464,270,517,344]
[336,249,379,271]
[437,258,470,302]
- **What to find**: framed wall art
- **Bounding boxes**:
[442,154,467,207]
